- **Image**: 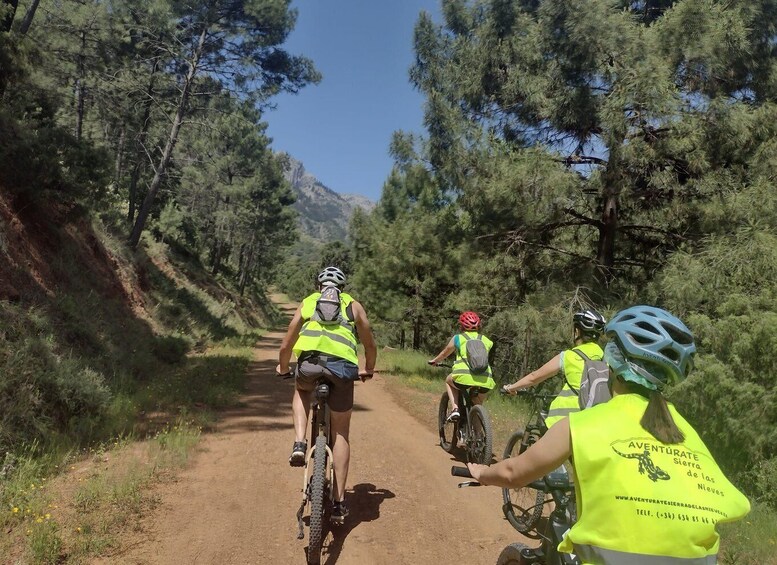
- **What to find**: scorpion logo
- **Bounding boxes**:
[612,447,671,482]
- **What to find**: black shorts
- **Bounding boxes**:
[453,382,491,397]
[295,359,355,413]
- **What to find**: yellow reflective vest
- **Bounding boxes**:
[292,292,359,365]
[545,342,604,428]
[450,331,495,389]
[558,394,750,563]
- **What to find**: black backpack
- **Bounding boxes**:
[461,333,489,375]
[565,348,612,410]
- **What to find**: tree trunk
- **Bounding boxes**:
[412,316,421,350]
[238,237,255,296]
[128,27,207,249]
[74,30,87,141]
[127,63,158,225]
[2,0,18,32]
[595,143,623,287]
[114,126,125,187]
[17,0,39,35]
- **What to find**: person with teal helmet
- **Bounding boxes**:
[467,305,749,563]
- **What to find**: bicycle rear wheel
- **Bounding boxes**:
[501,430,544,535]
[467,404,493,464]
[438,393,457,453]
[307,434,328,564]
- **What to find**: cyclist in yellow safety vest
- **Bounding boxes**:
[503,309,606,428]
[467,305,750,563]
[276,266,377,524]
[428,311,495,422]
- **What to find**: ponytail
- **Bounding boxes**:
[620,379,684,444]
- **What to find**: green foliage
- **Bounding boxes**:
[151,335,192,364]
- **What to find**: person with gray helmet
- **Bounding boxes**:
[467,306,749,563]
[277,266,377,523]
[503,309,607,427]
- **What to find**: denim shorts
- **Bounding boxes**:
[295,355,358,412]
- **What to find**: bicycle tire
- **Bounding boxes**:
[496,542,532,565]
[437,393,457,453]
[307,434,328,564]
[467,404,493,464]
[501,430,545,534]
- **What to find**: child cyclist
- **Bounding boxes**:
[428,311,495,421]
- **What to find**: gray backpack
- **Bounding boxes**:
[461,333,489,375]
[312,285,343,325]
[565,348,612,410]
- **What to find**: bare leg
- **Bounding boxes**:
[329,409,352,502]
[445,374,459,411]
[292,387,311,443]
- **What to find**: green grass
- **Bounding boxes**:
[719,502,777,564]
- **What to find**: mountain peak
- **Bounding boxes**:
[281,154,374,241]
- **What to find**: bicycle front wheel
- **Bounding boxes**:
[438,393,457,453]
[496,542,531,565]
[467,404,493,464]
[307,434,328,564]
[502,430,544,534]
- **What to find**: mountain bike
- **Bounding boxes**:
[499,386,557,535]
[435,364,494,464]
[452,465,579,565]
[287,375,335,565]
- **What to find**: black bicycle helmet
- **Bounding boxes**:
[573,309,606,337]
[317,266,346,287]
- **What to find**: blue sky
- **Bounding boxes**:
[265,0,441,202]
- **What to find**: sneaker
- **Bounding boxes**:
[289,441,306,467]
[331,500,349,525]
[446,408,460,423]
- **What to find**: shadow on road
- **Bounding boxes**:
[322,482,396,564]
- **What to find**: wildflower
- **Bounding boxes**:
[12,507,19,513]
[45,513,51,519]
[76,527,82,532]
[35,517,43,523]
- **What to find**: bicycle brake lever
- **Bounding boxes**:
[457,481,481,488]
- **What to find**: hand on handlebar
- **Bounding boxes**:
[427,359,437,366]
[359,370,375,382]
[276,363,293,378]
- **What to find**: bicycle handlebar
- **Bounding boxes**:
[451,466,472,478]
[428,361,453,369]
[451,466,481,487]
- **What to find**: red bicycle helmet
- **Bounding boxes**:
[459,311,481,331]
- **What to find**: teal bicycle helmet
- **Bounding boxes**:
[604,305,696,389]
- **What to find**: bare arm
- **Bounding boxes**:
[429,338,456,364]
[352,301,377,373]
[505,353,562,393]
[277,305,304,373]
[467,418,572,488]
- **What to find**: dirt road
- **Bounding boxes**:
[110,311,526,564]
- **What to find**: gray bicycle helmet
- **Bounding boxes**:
[604,305,696,389]
[317,266,346,287]
[573,309,606,337]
